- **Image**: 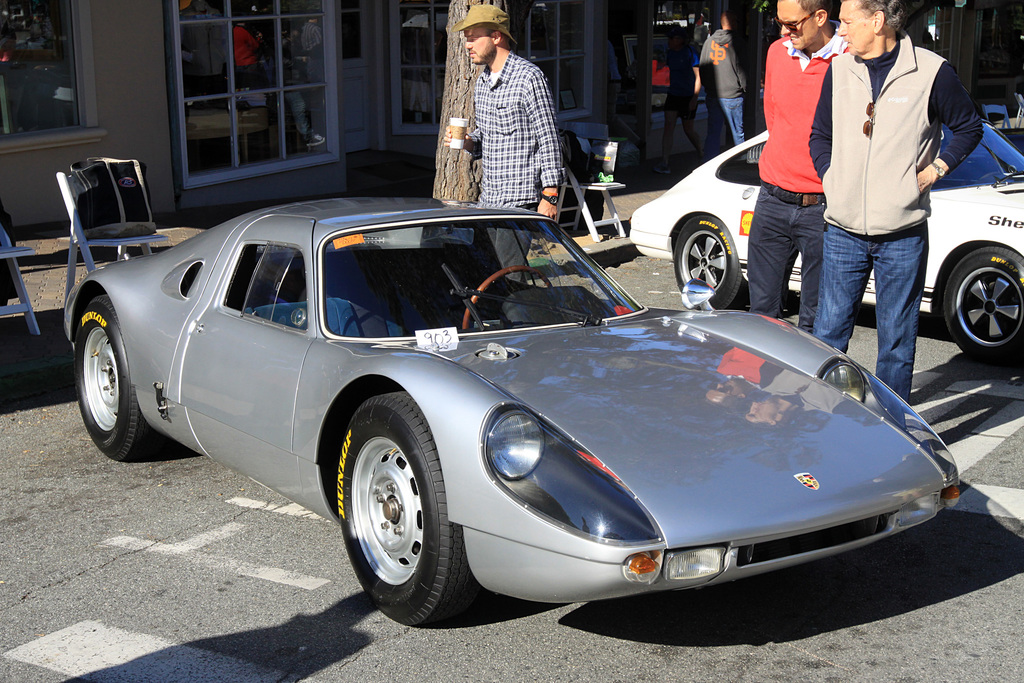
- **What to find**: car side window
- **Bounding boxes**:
[225,243,309,330]
[716,142,764,186]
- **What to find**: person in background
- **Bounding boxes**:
[700,10,746,160]
[746,0,845,334]
[607,39,641,148]
[653,26,702,174]
[809,0,982,401]
[444,5,564,219]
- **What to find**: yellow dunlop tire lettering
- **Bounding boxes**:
[337,429,352,519]
[81,311,107,328]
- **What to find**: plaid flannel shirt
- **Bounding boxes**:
[469,52,565,208]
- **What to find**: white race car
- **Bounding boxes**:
[631,123,1024,364]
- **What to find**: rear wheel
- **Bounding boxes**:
[672,215,742,309]
[338,392,479,625]
[943,247,1024,364]
[74,295,164,461]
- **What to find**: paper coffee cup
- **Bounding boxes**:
[449,117,469,149]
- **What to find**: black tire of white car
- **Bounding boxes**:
[74,295,163,461]
[673,215,742,309]
[944,247,1024,365]
[338,392,480,625]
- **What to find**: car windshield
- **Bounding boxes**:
[937,123,1024,189]
[319,217,641,338]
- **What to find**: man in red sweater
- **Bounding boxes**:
[745,0,845,332]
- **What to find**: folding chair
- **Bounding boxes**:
[0,223,40,335]
[56,171,168,303]
[555,167,627,242]
[982,103,1009,128]
[1015,92,1024,128]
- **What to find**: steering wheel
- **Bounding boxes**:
[461,265,552,330]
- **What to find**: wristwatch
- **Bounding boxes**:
[931,162,946,178]
[540,193,559,206]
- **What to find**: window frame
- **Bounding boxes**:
[170,0,340,190]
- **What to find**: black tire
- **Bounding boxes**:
[338,392,479,625]
[74,295,164,461]
[672,215,742,309]
[943,247,1024,365]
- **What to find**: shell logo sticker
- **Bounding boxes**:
[117,177,137,188]
[794,472,820,490]
[82,311,107,328]
[740,210,754,236]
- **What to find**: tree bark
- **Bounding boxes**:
[433,0,535,202]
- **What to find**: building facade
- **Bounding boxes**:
[0,0,1018,227]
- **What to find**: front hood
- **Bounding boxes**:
[451,312,945,546]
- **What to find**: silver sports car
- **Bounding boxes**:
[65,198,960,625]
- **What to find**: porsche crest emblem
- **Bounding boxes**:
[794,473,820,490]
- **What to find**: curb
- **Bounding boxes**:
[0,354,74,404]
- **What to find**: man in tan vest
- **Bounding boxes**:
[807,0,981,402]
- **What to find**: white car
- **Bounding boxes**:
[631,123,1024,364]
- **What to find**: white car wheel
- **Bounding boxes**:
[944,247,1024,364]
[673,215,742,309]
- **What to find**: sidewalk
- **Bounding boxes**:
[0,149,699,402]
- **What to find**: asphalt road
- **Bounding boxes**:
[2,256,1023,682]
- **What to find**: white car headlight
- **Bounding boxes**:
[486,411,543,480]
[820,359,866,402]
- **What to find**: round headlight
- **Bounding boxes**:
[486,411,543,480]
[821,361,866,402]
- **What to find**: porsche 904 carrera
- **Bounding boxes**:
[65,199,960,625]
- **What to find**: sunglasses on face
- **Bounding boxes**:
[774,14,811,32]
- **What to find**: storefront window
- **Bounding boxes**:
[527,0,588,112]
[975,4,1024,99]
[176,0,329,182]
[396,0,447,126]
[0,0,76,136]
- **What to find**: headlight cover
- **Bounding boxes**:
[483,406,661,545]
[819,359,866,402]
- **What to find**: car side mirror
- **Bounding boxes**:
[680,279,715,311]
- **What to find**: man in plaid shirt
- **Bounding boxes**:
[445,6,565,218]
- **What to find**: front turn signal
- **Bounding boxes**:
[940,485,960,508]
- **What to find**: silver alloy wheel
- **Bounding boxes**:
[682,230,728,289]
[351,437,425,585]
[82,326,119,432]
[955,266,1023,346]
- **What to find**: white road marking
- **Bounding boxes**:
[950,433,1005,472]
[971,400,1024,439]
[915,393,970,425]
[955,484,1024,520]
[226,496,324,520]
[100,524,330,591]
[912,371,941,392]
[945,379,1024,401]
[3,621,289,682]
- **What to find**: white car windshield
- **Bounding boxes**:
[319,217,640,337]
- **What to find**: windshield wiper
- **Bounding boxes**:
[993,170,1024,188]
[442,263,602,327]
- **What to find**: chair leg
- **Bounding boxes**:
[6,259,39,335]
[602,191,627,238]
[65,241,78,306]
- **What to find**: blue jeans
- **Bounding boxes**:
[812,223,928,402]
[704,96,744,161]
[746,189,824,333]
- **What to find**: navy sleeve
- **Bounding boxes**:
[930,62,983,172]
[808,65,834,179]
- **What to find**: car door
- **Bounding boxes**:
[178,236,313,498]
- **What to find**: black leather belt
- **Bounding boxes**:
[763,182,825,207]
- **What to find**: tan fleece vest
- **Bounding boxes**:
[822,34,945,235]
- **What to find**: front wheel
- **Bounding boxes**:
[74,295,164,461]
[338,392,479,625]
[943,247,1024,365]
[672,215,742,309]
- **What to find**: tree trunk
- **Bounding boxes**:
[433,0,535,202]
